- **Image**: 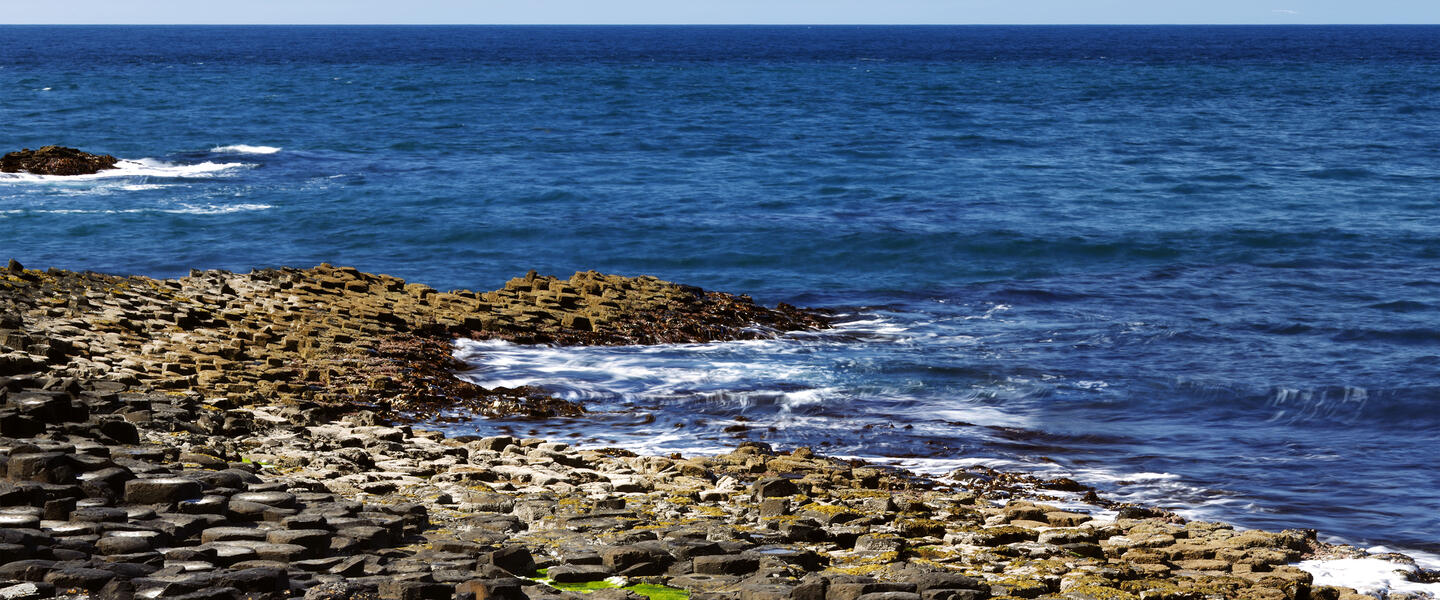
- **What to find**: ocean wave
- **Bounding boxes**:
[1298,557,1440,597]
[0,203,272,216]
[210,144,282,155]
[0,158,252,182]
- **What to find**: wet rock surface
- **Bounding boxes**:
[0,263,1417,600]
[0,147,119,176]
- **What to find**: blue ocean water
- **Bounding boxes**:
[3,25,1439,556]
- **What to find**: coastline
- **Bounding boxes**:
[0,263,1432,600]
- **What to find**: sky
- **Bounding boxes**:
[3,0,1439,25]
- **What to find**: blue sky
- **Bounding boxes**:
[4,0,1439,25]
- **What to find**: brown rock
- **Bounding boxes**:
[1,146,119,176]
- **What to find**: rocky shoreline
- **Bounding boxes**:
[0,263,1430,600]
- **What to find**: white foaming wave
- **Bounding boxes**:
[1298,558,1440,598]
[453,337,822,402]
[211,144,282,155]
[780,387,837,408]
[574,431,735,460]
[161,203,272,215]
[0,203,271,216]
[0,158,252,182]
[832,315,915,339]
[964,303,1013,320]
[931,406,1037,429]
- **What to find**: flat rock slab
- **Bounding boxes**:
[547,564,615,583]
[69,507,128,523]
[267,528,332,551]
[0,514,41,528]
[693,554,760,576]
[232,491,296,508]
[201,526,268,544]
[125,478,203,504]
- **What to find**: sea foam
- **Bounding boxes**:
[0,158,251,182]
[210,144,282,155]
[1297,557,1440,598]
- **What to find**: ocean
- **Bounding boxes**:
[2,25,1438,558]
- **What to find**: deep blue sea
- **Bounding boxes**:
[3,25,1439,557]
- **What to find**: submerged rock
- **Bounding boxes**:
[1,145,119,176]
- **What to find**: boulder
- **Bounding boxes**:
[1,146,119,176]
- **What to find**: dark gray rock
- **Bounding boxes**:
[329,555,369,577]
[232,491,296,508]
[5,453,75,484]
[225,499,274,521]
[124,478,203,504]
[919,591,987,600]
[378,579,452,600]
[96,534,156,555]
[212,566,288,594]
[97,420,140,444]
[488,545,534,576]
[190,470,248,491]
[693,554,760,576]
[201,543,259,567]
[305,581,380,600]
[0,559,55,581]
[455,578,525,600]
[267,528,332,552]
[738,583,795,600]
[42,566,115,591]
[78,467,135,500]
[909,573,984,592]
[828,582,916,600]
[752,477,799,499]
[546,564,613,583]
[250,541,310,562]
[855,594,922,600]
[168,586,245,600]
[41,497,75,520]
[599,545,652,572]
[71,506,128,523]
[177,496,227,515]
[200,526,266,544]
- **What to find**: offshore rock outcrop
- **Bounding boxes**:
[0,146,119,176]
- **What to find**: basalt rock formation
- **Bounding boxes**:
[0,263,830,420]
[0,146,120,176]
[0,262,1414,600]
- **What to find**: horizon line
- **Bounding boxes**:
[6,23,1440,27]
